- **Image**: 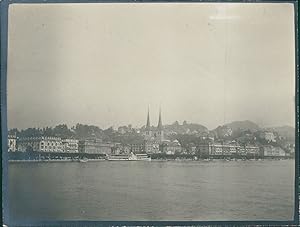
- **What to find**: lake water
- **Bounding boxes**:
[8,159,295,222]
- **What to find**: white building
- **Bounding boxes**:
[78,138,113,154]
[18,137,62,152]
[264,132,276,142]
[62,139,79,153]
[262,145,285,157]
[161,140,182,155]
[197,143,259,156]
[8,134,17,152]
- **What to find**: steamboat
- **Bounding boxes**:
[106,152,151,161]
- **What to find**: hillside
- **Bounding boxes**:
[224,120,260,132]
[164,121,208,135]
[266,126,295,141]
[211,120,260,139]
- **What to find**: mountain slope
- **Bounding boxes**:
[164,121,208,134]
[225,120,260,132]
[266,125,295,141]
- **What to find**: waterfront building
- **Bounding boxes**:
[190,146,197,154]
[160,140,182,155]
[261,145,286,157]
[186,143,197,155]
[127,139,159,154]
[289,144,295,154]
[18,136,62,152]
[197,142,259,157]
[210,144,229,155]
[244,145,260,155]
[238,146,245,154]
[197,143,211,156]
[61,138,79,153]
[197,143,224,156]
[111,143,122,154]
[144,140,160,154]
[219,144,239,155]
[112,143,132,155]
[121,144,131,154]
[78,138,113,154]
[130,141,145,154]
[8,134,17,152]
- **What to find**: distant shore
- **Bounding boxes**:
[8,157,294,163]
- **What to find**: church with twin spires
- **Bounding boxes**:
[144,107,164,144]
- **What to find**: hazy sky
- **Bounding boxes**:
[7,3,295,130]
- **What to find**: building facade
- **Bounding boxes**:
[18,136,63,152]
[111,143,132,155]
[244,145,260,155]
[78,138,113,154]
[62,139,79,153]
[261,145,286,157]
[144,140,160,154]
[8,134,17,152]
[197,142,260,156]
[160,140,182,155]
[130,142,145,154]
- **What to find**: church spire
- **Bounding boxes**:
[157,106,162,130]
[146,106,150,129]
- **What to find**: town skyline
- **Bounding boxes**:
[8,115,295,131]
[7,3,295,130]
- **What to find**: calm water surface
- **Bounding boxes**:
[8,160,295,221]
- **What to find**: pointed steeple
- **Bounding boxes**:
[146,106,150,129]
[157,106,162,130]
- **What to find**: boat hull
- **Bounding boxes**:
[106,153,151,161]
[106,158,151,161]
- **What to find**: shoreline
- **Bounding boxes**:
[8,158,294,163]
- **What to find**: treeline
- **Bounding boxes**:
[10,124,102,139]
[9,122,293,152]
[169,131,291,153]
[9,123,144,144]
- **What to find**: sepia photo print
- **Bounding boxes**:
[2,2,297,225]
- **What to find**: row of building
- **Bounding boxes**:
[8,134,290,157]
[7,134,181,155]
[7,108,293,157]
[197,143,288,157]
[8,135,112,154]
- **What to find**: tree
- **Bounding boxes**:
[73,123,104,140]
[42,127,54,136]
[20,128,43,137]
[8,128,19,136]
[53,124,74,138]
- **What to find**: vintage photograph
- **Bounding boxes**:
[5,2,296,224]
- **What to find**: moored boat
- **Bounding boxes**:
[79,158,88,163]
[106,153,151,161]
[106,154,130,161]
[135,153,151,161]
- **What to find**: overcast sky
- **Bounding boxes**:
[7,3,295,130]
